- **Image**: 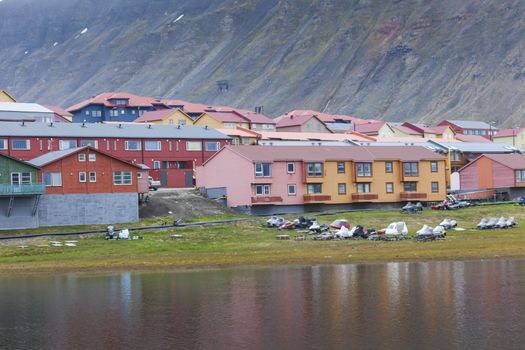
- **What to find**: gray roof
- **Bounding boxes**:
[430,141,519,153]
[0,121,230,140]
[356,140,448,151]
[28,147,83,167]
[446,120,495,130]
[0,102,53,113]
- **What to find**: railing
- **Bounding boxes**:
[251,196,283,204]
[0,184,46,195]
[303,195,331,202]
[400,192,427,200]
[351,193,379,201]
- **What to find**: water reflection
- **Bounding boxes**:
[1,260,525,349]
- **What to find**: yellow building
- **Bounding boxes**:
[133,108,194,125]
[493,128,525,150]
[193,111,250,129]
[0,90,16,102]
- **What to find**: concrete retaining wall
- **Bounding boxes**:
[0,196,39,230]
[39,193,138,227]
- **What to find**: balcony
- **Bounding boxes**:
[0,184,46,196]
[251,196,283,204]
[351,193,379,201]
[303,195,331,202]
[400,192,427,200]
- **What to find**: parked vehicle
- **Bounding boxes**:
[416,224,446,241]
[267,216,285,228]
[439,218,457,229]
[401,202,423,214]
[330,219,350,229]
[518,197,525,206]
[148,176,161,191]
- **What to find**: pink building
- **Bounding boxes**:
[458,153,525,200]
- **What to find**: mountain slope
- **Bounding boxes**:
[1,0,525,125]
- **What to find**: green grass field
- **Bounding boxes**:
[1,204,525,274]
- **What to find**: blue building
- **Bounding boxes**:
[67,92,176,123]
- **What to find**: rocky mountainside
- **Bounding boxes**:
[2,0,525,125]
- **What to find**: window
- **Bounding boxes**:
[431,161,438,172]
[43,172,62,187]
[79,172,87,183]
[114,171,132,185]
[255,184,270,195]
[125,140,141,151]
[385,161,393,173]
[80,140,98,148]
[386,182,394,193]
[144,141,161,151]
[91,110,102,117]
[307,162,323,177]
[262,124,274,130]
[338,183,346,195]
[85,110,90,115]
[255,163,271,177]
[287,163,295,173]
[153,161,160,169]
[78,154,86,162]
[88,154,96,162]
[357,183,371,193]
[59,140,77,150]
[431,182,439,193]
[516,170,525,182]
[11,172,31,185]
[178,119,186,125]
[109,109,119,117]
[12,139,30,150]
[307,183,322,194]
[223,122,236,129]
[403,182,417,192]
[356,162,372,177]
[205,142,220,151]
[450,151,460,161]
[111,99,129,105]
[403,162,419,177]
[337,162,345,173]
[186,141,202,151]
[0,139,6,150]
[288,184,296,195]
[89,172,97,182]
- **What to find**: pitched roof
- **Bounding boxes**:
[255,131,373,142]
[42,105,73,117]
[218,145,445,163]
[483,153,525,170]
[401,122,442,134]
[0,121,230,140]
[133,109,193,123]
[205,111,249,123]
[67,92,166,112]
[0,102,53,114]
[354,121,386,134]
[0,152,40,169]
[390,123,423,136]
[430,141,518,153]
[440,119,495,130]
[216,128,258,138]
[494,128,525,138]
[454,134,491,142]
[28,146,142,168]
[276,114,326,128]
[277,109,375,125]
[0,89,16,101]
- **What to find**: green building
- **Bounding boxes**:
[0,154,44,229]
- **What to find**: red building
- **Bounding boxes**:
[0,122,230,188]
[28,146,142,195]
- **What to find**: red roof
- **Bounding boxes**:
[277,109,376,125]
[133,109,186,123]
[354,121,386,134]
[42,105,72,117]
[495,128,524,138]
[276,114,326,128]
[391,124,423,135]
[216,145,445,163]
[67,92,165,112]
[455,134,491,142]
[207,106,275,124]
[482,154,525,170]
